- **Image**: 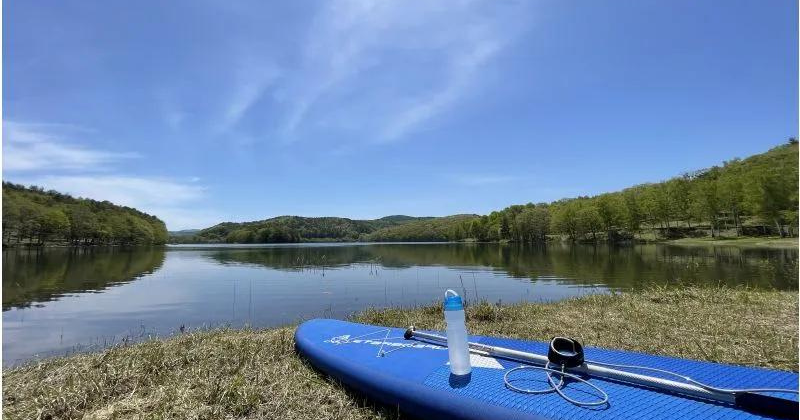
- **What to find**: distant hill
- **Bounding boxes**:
[167,229,202,244]
[189,215,434,243]
[377,215,432,223]
[168,229,201,237]
[364,214,479,242]
[2,183,168,246]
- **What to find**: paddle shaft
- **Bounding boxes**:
[409,329,735,403]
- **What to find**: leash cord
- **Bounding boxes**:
[503,362,610,406]
[503,358,799,407]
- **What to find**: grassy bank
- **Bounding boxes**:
[3,287,797,419]
[663,236,798,248]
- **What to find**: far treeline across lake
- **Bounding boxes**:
[179,141,799,244]
[2,184,168,247]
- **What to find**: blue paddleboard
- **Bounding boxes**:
[295,319,798,420]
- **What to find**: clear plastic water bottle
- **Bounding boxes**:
[443,289,471,376]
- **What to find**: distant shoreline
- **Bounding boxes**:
[5,235,796,250]
[171,235,798,249]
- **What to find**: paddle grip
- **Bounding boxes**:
[735,392,799,420]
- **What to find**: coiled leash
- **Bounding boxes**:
[504,337,609,406]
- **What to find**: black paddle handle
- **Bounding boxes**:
[735,392,799,420]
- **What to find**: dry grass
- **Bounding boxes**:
[4,287,797,419]
[2,328,399,420]
[359,287,799,371]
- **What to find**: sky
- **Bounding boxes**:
[3,0,797,230]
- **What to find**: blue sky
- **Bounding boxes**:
[3,0,797,230]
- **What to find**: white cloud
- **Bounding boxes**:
[11,175,217,230]
[27,175,205,206]
[3,121,137,171]
[140,207,223,231]
[3,121,221,229]
[278,0,530,142]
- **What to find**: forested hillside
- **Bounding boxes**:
[365,215,479,241]
[189,215,434,243]
[446,141,798,242]
[2,183,168,246]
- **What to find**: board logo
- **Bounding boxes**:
[326,334,353,344]
[324,331,445,352]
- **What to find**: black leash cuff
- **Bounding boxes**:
[548,337,585,368]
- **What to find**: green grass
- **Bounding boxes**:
[3,287,797,419]
[665,236,798,248]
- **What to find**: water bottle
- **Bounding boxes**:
[443,289,471,376]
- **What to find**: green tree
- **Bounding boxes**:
[2,183,168,247]
[515,207,549,242]
[622,189,645,234]
[690,179,720,237]
[717,174,744,236]
[21,202,45,244]
[499,216,511,240]
[3,198,21,244]
[226,228,254,243]
[576,205,602,241]
[551,203,580,240]
[67,204,98,244]
[128,217,156,244]
[38,209,70,243]
[745,172,792,236]
[595,194,623,237]
[667,176,692,227]
[644,183,672,229]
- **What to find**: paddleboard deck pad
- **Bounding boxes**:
[295,319,798,419]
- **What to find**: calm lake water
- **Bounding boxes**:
[3,242,797,365]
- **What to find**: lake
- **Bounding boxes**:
[3,242,797,365]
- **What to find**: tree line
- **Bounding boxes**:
[2,183,168,246]
[444,141,798,242]
[187,215,431,244]
[363,215,478,242]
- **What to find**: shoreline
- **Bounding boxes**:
[4,286,797,419]
[5,235,797,250]
[172,235,798,248]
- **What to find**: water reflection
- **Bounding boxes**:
[3,247,166,310]
[201,243,797,290]
[2,243,796,364]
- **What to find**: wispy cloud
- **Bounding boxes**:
[164,111,187,131]
[4,121,220,229]
[3,121,138,171]
[277,0,530,142]
[381,38,501,142]
[10,175,216,229]
[217,59,281,133]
